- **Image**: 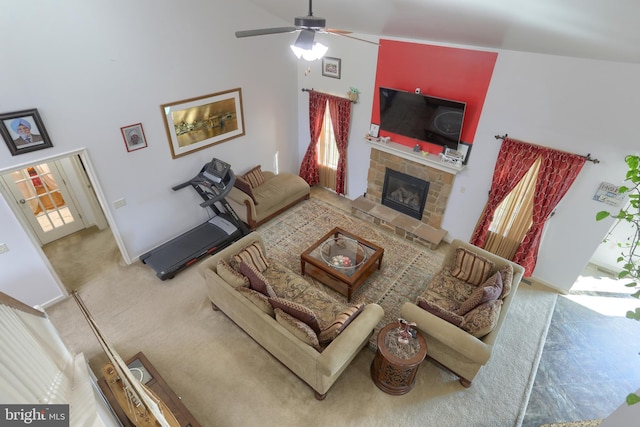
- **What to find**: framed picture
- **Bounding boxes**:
[0,109,53,156]
[322,57,341,79]
[161,88,245,159]
[457,141,473,165]
[369,123,380,138]
[121,123,148,152]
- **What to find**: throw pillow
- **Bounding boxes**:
[233,176,258,205]
[455,272,503,316]
[274,308,321,351]
[460,299,503,338]
[416,297,463,327]
[498,264,514,299]
[242,165,265,188]
[269,297,321,334]
[239,261,276,298]
[233,242,269,272]
[217,259,249,288]
[451,247,495,286]
[318,303,365,344]
[236,287,274,316]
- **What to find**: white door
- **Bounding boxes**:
[2,161,85,245]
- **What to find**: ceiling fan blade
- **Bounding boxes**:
[328,31,380,46]
[235,27,297,38]
[325,28,352,35]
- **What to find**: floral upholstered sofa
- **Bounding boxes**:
[400,239,525,387]
[198,232,384,399]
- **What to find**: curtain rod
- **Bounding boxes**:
[301,88,356,103]
[494,133,600,164]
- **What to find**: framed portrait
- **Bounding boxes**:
[161,88,245,159]
[0,109,53,156]
[369,123,380,138]
[121,123,148,152]
[457,141,473,165]
[322,57,341,79]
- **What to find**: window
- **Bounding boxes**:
[317,101,339,190]
[485,156,542,260]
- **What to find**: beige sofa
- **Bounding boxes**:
[198,232,384,399]
[400,239,524,387]
[226,170,310,229]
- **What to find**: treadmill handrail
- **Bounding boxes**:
[199,170,236,207]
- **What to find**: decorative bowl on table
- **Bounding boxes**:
[320,236,367,276]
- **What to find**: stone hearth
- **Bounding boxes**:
[351,196,446,249]
[352,144,458,249]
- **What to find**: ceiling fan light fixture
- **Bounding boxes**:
[290,42,327,61]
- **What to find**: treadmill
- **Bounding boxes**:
[140,158,249,280]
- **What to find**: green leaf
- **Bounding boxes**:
[627,393,640,405]
[626,308,640,320]
[596,211,611,221]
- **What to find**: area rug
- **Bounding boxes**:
[45,196,558,427]
[257,198,447,348]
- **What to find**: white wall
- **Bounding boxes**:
[0,0,298,306]
[296,38,639,293]
[3,1,638,307]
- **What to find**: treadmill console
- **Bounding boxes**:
[203,158,231,184]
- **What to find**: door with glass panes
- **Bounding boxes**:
[2,161,85,245]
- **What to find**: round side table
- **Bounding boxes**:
[370,322,427,395]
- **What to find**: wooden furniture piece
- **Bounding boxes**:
[300,227,384,301]
[371,322,427,395]
[98,352,201,427]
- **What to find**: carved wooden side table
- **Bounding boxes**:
[370,322,427,395]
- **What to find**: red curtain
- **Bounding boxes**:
[328,96,352,195]
[471,137,586,276]
[299,91,328,186]
[512,148,585,274]
[470,138,541,247]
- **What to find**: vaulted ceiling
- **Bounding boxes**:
[240,0,640,64]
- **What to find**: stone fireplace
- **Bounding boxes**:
[381,168,429,220]
[351,142,460,248]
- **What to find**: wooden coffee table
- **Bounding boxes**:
[300,227,384,301]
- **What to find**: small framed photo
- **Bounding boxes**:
[121,123,148,152]
[369,123,380,138]
[0,109,53,156]
[457,141,473,165]
[322,57,341,79]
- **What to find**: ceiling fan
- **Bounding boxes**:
[235,0,377,60]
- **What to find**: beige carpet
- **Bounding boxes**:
[42,226,121,292]
[46,197,558,427]
[540,421,602,427]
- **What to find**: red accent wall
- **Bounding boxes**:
[372,40,497,153]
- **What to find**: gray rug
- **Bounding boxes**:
[46,197,558,427]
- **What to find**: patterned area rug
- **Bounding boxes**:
[257,197,447,348]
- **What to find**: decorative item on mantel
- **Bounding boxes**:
[348,87,360,103]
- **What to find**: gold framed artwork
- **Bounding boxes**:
[161,88,245,159]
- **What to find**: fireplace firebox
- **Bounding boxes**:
[381,168,429,220]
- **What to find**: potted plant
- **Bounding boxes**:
[596,154,640,405]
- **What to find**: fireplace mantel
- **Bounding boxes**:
[366,139,464,175]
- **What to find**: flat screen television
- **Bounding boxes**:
[378,87,466,150]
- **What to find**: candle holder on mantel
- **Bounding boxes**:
[397,318,417,344]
